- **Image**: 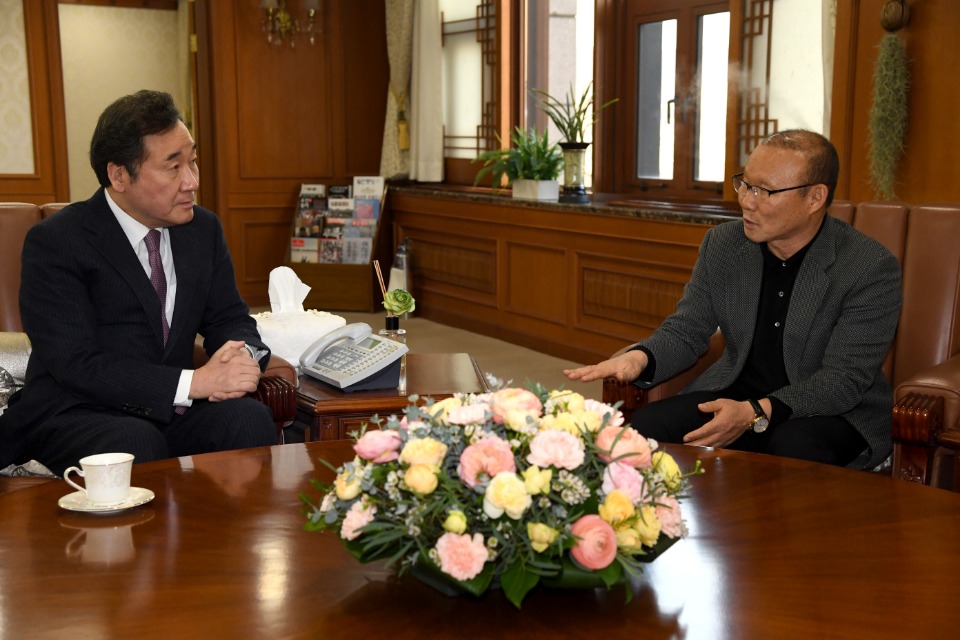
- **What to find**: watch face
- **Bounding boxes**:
[753,417,770,433]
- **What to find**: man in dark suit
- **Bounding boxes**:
[0,90,276,476]
[565,130,902,470]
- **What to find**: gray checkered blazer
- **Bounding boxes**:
[637,216,903,470]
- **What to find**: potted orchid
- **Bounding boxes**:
[301,381,702,608]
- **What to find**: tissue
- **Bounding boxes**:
[252,267,346,365]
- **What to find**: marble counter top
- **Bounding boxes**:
[388,184,741,226]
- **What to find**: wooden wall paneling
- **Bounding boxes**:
[0,0,68,204]
[390,191,713,363]
[831,0,960,203]
[340,1,389,177]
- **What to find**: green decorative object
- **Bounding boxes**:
[473,127,562,190]
[531,81,618,144]
[868,16,910,200]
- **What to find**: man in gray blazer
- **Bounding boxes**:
[0,90,276,476]
[566,130,902,470]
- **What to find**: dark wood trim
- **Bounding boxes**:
[57,0,178,10]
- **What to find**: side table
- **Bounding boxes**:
[296,352,489,441]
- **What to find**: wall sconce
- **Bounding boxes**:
[261,0,322,48]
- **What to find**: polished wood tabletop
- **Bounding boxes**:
[2,441,959,639]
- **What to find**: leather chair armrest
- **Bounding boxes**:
[893,354,960,444]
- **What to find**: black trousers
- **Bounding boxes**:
[23,397,276,476]
[632,390,869,467]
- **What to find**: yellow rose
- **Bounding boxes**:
[527,522,559,553]
[430,397,463,422]
[522,466,553,495]
[400,437,448,470]
[571,410,602,434]
[652,451,682,490]
[404,464,439,495]
[598,490,635,525]
[335,468,363,501]
[443,510,468,534]
[615,526,644,554]
[483,472,531,519]
[548,389,586,414]
[539,412,581,437]
[635,505,662,547]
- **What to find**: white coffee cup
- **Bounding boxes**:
[63,452,135,506]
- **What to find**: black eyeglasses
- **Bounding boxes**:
[731,174,815,199]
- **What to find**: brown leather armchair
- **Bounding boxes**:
[604,201,960,490]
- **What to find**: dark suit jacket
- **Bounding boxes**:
[636,216,903,470]
[0,189,268,468]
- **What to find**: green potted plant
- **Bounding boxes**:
[532,82,618,203]
[473,127,563,201]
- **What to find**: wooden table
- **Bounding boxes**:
[296,352,488,441]
[2,442,960,638]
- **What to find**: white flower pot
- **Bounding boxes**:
[511,179,559,202]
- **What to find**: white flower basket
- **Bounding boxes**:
[511,179,559,202]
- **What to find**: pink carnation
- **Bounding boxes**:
[656,495,685,538]
[569,515,618,570]
[458,437,516,488]
[340,498,376,541]
[435,532,488,581]
[601,462,648,504]
[526,430,585,470]
[446,403,490,426]
[353,429,402,463]
[595,426,652,468]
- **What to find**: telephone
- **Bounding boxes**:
[299,323,408,392]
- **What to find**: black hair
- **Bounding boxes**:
[89,90,183,188]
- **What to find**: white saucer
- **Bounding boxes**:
[58,487,155,515]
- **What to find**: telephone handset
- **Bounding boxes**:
[299,322,408,391]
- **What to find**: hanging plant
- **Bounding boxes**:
[868,1,911,200]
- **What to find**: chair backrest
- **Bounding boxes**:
[894,204,960,386]
[0,203,42,332]
[40,203,69,218]
[834,200,960,387]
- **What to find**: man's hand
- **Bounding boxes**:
[190,340,262,402]
[683,399,755,447]
[564,350,649,383]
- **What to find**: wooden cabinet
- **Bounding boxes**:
[388,188,735,364]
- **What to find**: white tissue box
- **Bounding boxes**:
[253,310,346,365]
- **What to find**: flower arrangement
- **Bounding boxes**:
[301,382,702,608]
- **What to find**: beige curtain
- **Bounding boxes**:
[822,0,836,135]
[409,0,443,182]
[380,0,415,179]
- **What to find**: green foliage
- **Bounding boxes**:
[868,33,910,200]
[473,127,563,189]
[531,81,618,143]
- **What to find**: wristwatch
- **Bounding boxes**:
[748,399,770,433]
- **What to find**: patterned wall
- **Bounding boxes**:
[0,0,35,174]
[59,3,187,200]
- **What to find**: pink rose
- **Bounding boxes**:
[595,426,652,468]
[446,403,490,426]
[656,495,685,539]
[570,515,618,570]
[435,532,489,581]
[601,462,648,505]
[340,498,376,541]
[526,430,585,470]
[491,388,542,430]
[353,429,402,463]
[458,437,516,488]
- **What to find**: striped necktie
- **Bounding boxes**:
[144,229,170,345]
